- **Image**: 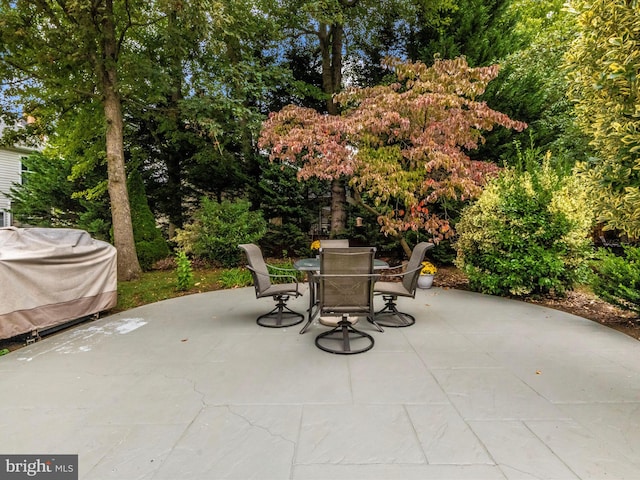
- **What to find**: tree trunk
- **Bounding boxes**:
[330,178,347,235]
[399,236,412,259]
[100,0,141,281]
[319,23,347,233]
[165,9,185,232]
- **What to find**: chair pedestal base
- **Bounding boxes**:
[315,315,375,355]
[372,295,416,328]
[257,296,304,328]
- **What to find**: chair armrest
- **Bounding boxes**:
[246,265,300,287]
[266,263,305,283]
[378,264,423,280]
[265,263,297,273]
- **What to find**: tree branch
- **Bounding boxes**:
[51,0,79,26]
[1,56,99,101]
[352,189,381,217]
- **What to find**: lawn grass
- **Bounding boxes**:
[114,259,303,313]
[112,262,458,323]
[115,268,227,312]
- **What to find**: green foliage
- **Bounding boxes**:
[128,170,169,270]
[219,268,253,289]
[9,152,80,227]
[254,157,325,257]
[115,268,225,311]
[508,0,566,40]
[479,5,591,167]
[409,0,519,68]
[427,240,457,266]
[565,0,640,239]
[591,246,640,316]
[9,150,112,239]
[219,259,304,289]
[261,224,310,258]
[175,198,267,267]
[268,259,306,283]
[455,151,595,296]
[175,251,195,292]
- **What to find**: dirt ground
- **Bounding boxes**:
[434,265,640,341]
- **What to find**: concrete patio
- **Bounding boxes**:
[1,286,639,479]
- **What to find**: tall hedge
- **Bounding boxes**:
[455,154,594,296]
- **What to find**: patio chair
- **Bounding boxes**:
[312,247,380,354]
[319,239,349,248]
[238,244,304,328]
[372,242,435,327]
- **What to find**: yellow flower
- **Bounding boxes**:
[310,240,321,251]
[420,261,437,275]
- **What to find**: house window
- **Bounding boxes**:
[0,211,5,227]
[21,159,28,185]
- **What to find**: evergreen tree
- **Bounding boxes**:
[408,0,519,67]
[127,170,170,270]
[9,153,80,228]
[478,3,591,167]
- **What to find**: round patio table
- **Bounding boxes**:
[294,257,389,271]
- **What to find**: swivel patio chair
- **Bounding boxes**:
[239,243,304,328]
[311,247,380,354]
[372,242,435,328]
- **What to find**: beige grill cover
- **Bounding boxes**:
[0,227,117,340]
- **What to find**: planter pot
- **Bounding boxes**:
[417,274,434,289]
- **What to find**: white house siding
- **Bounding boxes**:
[0,147,28,227]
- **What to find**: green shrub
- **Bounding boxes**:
[137,239,171,271]
[175,198,267,267]
[269,259,306,283]
[128,170,170,270]
[260,223,309,258]
[219,268,253,289]
[175,250,194,291]
[591,246,640,316]
[455,152,594,296]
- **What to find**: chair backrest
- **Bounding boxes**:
[319,239,349,249]
[403,242,435,293]
[238,243,271,295]
[318,247,375,316]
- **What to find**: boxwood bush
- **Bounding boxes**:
[455,153,594,296]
